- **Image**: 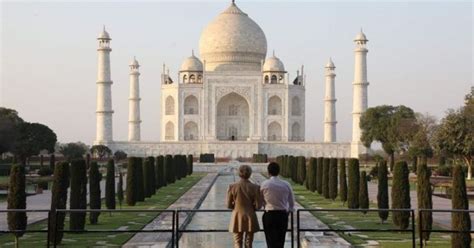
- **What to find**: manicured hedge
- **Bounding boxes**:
[347,158,360,209]
[70,159,87,231]
[200,153,215,163]
[329,158,338,200]
[339,158,347,205]
[391,161,410,230]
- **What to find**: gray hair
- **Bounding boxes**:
[239,165,252,179]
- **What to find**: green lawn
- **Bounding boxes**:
[286,179,451,248]
[0,173,205,247]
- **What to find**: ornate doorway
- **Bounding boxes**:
[216,93,250,140]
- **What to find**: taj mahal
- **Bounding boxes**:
[94,1,369,159]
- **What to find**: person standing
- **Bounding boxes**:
[261,162,295,248]
[227,165,262,248]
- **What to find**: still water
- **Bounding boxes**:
[179,174,292,247]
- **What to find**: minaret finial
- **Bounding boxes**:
[232,0,235,4]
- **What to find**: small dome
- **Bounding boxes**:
[263,54,285,72]
[129,57,139,67]
[325,58,335,69]
[98,26,111,40]
[354,30,368,42]
[180,53,203,72]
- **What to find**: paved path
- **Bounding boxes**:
[123,173,218,248]
[0,180,108,230]
[367,181,474,229]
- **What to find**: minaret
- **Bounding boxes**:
[351,29,369,157]
[324,58,337,143]
[128,57,141,141]
[95,26,114,144]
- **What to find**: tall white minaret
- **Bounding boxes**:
[128,57,141,141]
[95,26,114,144]
[351,29,369,157]
[324,58,337,143]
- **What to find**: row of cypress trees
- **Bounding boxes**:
[126,155,194,206]
[252,154,268,163]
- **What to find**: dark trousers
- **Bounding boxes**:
[262,211,289,248]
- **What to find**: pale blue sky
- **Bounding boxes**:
[1,1,472,145]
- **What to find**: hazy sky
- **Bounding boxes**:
[1,0,472,145]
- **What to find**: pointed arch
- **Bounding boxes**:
[165,96,175,115]
[291,96,301,116]
[184,95,199,115]
[268,95,282,115]
[184,121,198,140]
[291,122,301,141]
[267,121,282,141]
[165,121,175,141]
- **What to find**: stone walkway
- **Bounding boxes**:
[123,173,218,248]
[0,180,107,230]
[367,181,474,229]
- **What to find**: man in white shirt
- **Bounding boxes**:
[260,162,295,248]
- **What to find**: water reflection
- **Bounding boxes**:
[179,174,291,247]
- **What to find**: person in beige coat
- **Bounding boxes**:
[227,165,262,248]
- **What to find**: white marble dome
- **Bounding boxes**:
[263,55,285,72]
[180,54,203,72]
[199,2,267,71]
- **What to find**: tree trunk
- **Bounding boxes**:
[389,153,395,173]
[15,236,19,248]
[464,156,472,180]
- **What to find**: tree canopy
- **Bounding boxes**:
[360,105,417,167]
[59,142,89,161]
[11,122,57,164]
[90,145,112,159]
[0,108,24,154]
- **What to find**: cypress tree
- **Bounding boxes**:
[156,156,165,188]
[391,161,411,230]
[359,171,369,214]
[329,158,338,200]
[347,158,360,209]
[451,164,471,248]
[339,158,348,205]
[308,157,317,192]
[142,162,150,198]
[180,155,187,178]
[126,158,137,206]
[49,162,70,245]
[417,163,433,244]
[69,159,87,231]
[317,157,324,195]
[105,159,116,209]
[144,157,155,196]
[322,158,330,199]
[117,171,124,209]
[136,157,145,201]
[165,155,175,184]
[149,157,156,194]
[49,154,55,171]
[377,160,389,223]
[187,155,193,175]
[7,164,27,246]
[282,155,289,178]
[89,162,102,224]
[288,156,296,182]
[297,156,306,185]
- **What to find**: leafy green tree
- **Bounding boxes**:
[451,164,471,247]
[377,160,389,223]
[105,159,116,209]
[391,161,411,230]
[360,105,417,171]
[11,122,57,164]
[417,163,433,244]
[359,171,369,214]
[297,156,306,185]
[70,159,87,231]
[0,108,23,155]
[347,158,360,209]
[7,165,27,247]
[126,158,138,206]
[434,93,473,179]
[113,150,127,162]
[317,157,324,195]
[59,142,88,161]
[89,162,102,224]
[49,162,70,245]
[117,171,124,209]
[322,158,330,199]
[339,158,347,205]
[329,158,338,200]
[90,145,112,160]
[408,113,437,166]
